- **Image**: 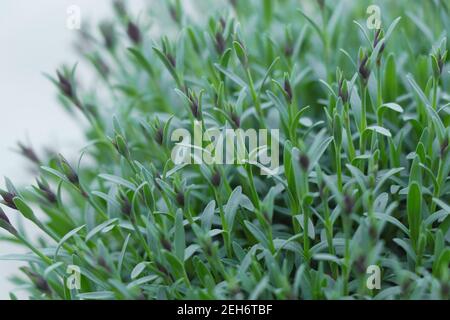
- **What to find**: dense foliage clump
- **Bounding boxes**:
[1,0,449,300]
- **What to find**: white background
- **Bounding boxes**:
[0,0,147,299]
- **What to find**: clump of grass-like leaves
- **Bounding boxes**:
[0,0,449,300]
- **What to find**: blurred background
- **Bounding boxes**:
[0,0,150,299]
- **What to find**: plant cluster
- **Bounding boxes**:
[0,0,449,300]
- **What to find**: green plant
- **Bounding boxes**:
[1,0,449,300]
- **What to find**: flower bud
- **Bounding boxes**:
[431,48,447,79]
[120,195,132,217]
[99,22,116,51]
[374,29,386,66]
[160,237,172,251]
[233,40,248,68]
[113,134,131,160]
[58,154,79,185]
[344,194,354,214]
[156,261,169,275]
[113,0,127,18]
[231,112,240,128]
[284,74,293,104]
[299,154,310,171]
[155,127,164,145]
[187,91,200,119]
[168,1,181,24]
[441,283,449,300]
[440,138,448,158]
[127,21,141,45]
[17,142,40,165]
[176,191,185,207]
[0,207,17,235]
[211,171,221,187]
[56,70,82,110]
[316,0,325,10]
[229,0,237,8]
[333,113,343,147]
[336,69,349,104]
[0,189,17,210]
[21,267,51,295]
[215,31,226,55]
[358,50,371,85]
[37,178,57,204]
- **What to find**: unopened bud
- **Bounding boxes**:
[299,154,310,171]
[99,22,116,50]
[0,207,17,235]
[37,179,57,204]
[231,112,240,128]
[358,51,371,85]
[215,31,226,55]
[127,21,141,45]
[176,191,185,207]
[284,75,293,104]
[160,237,172,251]
[0,190,17,210]
[344,194,354,214]
[17,142,40,165]
[211,171,221,187]
[440,138,448,158]
[58,154,79,185]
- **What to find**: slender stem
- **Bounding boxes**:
[245,164,261,211]
[213,188,232,258]
[16,233,52,265]
[335,143,343,193]
[344,103,355,162]
[246,69,266,128]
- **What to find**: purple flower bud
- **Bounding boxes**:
[441,138,448,158]
[21,267,51,295]
[0,190,17,210]
[231,112,240,128]
[56,71,82,110]
[299,154,310,171]
[215,31,226,55]
[187,91,200,119]
[119,194,132,216]
[160,237,172,251]
[344,194,354,214]
[56,71,73,98]
[17,142,40,165]
[284,44,293,57]
[113,0,127,18]
[211,171,221,187]
[176,191,185,207]
[284,77,293,103]
[219,17,226,30]
[169,5,178,23]
[0,207,17,234]
[354,255,366,274]
[358,54,371,85]
[37,179,57,204]
[127,21,141,45]
[155,127,164,145]
[58,154,79,185]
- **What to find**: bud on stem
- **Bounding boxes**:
[58,154,80,186]
[0,207,17,235]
